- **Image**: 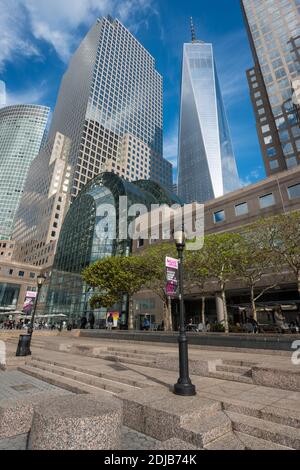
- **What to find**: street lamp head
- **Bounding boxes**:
[174,229,186,249]
[37,273,46,287]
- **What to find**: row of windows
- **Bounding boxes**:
[213,182,300,224]
[0,268,36,278]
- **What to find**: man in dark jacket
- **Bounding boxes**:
[80,316,87,329]
[89,313,95,329]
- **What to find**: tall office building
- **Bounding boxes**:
[13,132,72,268]
[241,0,300,176]
[177,20,240,204]
[0,105,49,240]
[13,16,172,265]
[43,15,170,195]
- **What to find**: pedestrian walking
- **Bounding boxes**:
[107,314,114,330]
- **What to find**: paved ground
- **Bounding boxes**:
[0,427,158,451]
[1,334,300,450]
[0,434,28,450]
[0,371,70,401]
[25,345,300,412]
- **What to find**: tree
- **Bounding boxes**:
[139,243,178,331]
[253,212,300,297]
[82,256,155,329]
[231,227,277,322]
[185,250,210,325]
[193,233,242,333]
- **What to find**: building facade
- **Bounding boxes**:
[0,258,41,314]
[42,16,171,198]
[42,172,180,324]
[12,133,72,268]
[177,25,240,204]
[12,16,172,267]
[133,166,300,327]
[0,105,49,240]
[241,0,300,176]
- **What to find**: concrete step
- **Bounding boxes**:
[31,356,150,389]
[216,365,252,376]
[209,371,253,384]
[205,432,246,450]
[178,411,232,447]
[227,411,300,449]
[235,432,293,450]
[107,346,158,357]
[223,360,258,368]
[96,353,155,367]
[102,350,156,361]
[18,365,111,395]
[222,399,300,429]
[28,360,139,394]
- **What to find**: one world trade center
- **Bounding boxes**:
[178,19,240,204]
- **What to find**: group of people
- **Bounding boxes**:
[80,313,115,330]
[0,319,28,330]
[80,313,95,330]
[0,319,68,331]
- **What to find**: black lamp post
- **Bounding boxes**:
[173,229,196,397]
[16,273,46,357]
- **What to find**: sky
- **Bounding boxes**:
[0,0,265,186]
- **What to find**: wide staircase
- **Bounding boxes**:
[18,355,148,396]
[12,337,256,386]
[8,338,298,450]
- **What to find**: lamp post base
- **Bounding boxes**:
[173,382,196,397]
[16,334,32,357]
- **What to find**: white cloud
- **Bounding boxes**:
[5,81,48,106]
[0,0,158,67]
[0,0,41,71]
[240,168,264,187]
[0,81,6,106]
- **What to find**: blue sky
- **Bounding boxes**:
[0,0,265,185]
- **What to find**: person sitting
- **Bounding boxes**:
[143,316,150,331]
[80,316,87,330]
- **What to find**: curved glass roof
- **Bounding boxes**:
[46,172,181,318]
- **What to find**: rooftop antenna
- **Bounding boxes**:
[190,17,197,43]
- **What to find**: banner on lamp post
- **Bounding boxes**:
[165,257,179,298]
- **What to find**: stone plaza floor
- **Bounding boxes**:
[0,370,71,401]
[0,427,159,451]
[1,332,300,450]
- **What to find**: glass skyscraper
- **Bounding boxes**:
[0,105,49,240]
[177,28,240,204]
[241,0,300,175]
[13,132,72,268]
[44,16,171,197]
[13,16,172,265]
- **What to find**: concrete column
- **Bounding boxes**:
[215,293,225,324]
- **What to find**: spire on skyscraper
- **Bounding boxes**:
[190,17,197,43]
